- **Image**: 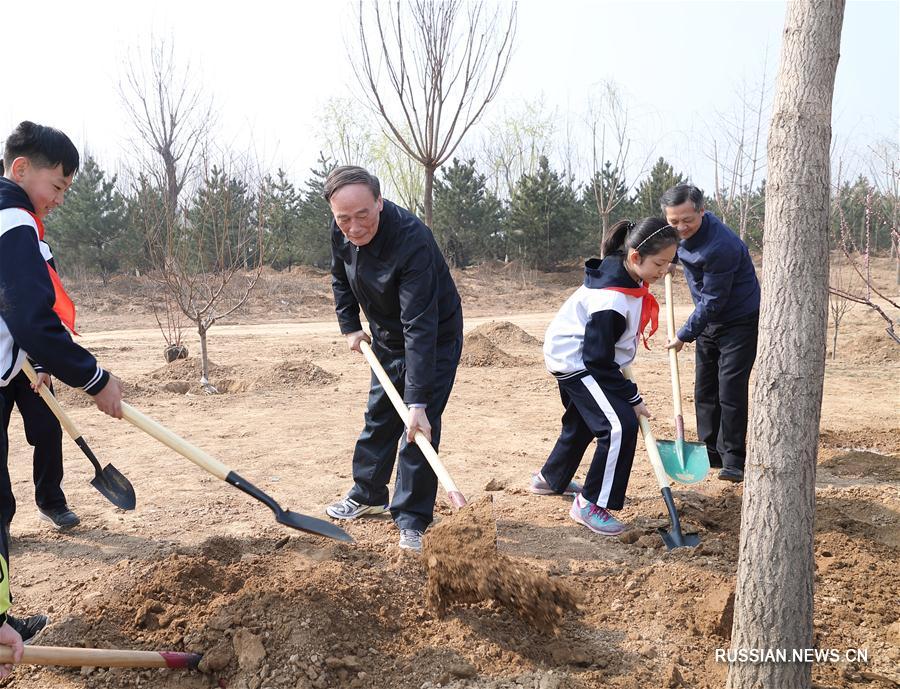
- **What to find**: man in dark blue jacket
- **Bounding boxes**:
[661,185,760,483]
[324,166,463,552]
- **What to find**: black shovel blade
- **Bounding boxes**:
[90,464,137,511]
[659,528,701,550]
[276,509,354,543]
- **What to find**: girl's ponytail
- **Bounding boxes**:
[601,220,633,257]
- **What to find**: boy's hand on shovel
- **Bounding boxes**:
[93,375,125,419]
[346,330,372,354]
[0,622,24,678]
[633,401,652,420]
[407,406,432,443]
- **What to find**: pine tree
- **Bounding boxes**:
[260,169,302,270]
[188,165,255,271]
[44,156,128,283]
[432,158,503,267]
[506,156,584,270]
[295,155,336,269]
[632,157,687,218]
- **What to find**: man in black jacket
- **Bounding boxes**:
[324,166,463,552]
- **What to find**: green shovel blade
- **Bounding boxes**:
[656,439,710,484]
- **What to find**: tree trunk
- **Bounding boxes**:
[728,2,845,689]
[198,324,211,388]
[424,165,435,228]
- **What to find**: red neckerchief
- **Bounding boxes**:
[24,210,78,335]
[603,283,658,350]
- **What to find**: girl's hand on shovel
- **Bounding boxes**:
[633,401,652,420]
[30,372,51,392]
[407,406,432,443]
[0,622,24,678]
[93,375,125,419]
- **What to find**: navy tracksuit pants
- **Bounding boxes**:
[540,372,638,510]
[348,335,463,532]
[0,370,66,525]
[694,311,759,472]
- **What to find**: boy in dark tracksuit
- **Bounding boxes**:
[0,121,125,660]
[661,185,760,483]
[323,166,463,552]
[538,218,678,536]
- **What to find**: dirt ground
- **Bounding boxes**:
[3,259,898,689]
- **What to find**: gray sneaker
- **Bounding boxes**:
[37,506,80,530]
[398,528,423,551]
[325,497,389,520]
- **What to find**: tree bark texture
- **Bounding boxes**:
[728,2,845,688]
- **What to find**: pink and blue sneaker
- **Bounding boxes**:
[569,495,626,536]
[530,472,582,497]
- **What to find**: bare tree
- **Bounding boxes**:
[728,3,845,689]
[119,36,215,223]
[868,138,900,284]
[136,155,267,391]
[586,82,653,236]
[706,61,770,242]
[351,0,516,227]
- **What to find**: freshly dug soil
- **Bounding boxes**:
[469,321,542,346]
[460,332,527,368]
[423,497,580,632]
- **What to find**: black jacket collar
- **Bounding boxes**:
[0,177,35,213]
[584,253,641,289]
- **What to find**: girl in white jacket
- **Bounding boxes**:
[531,218,678,535]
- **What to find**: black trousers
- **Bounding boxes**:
[694,311,759,472]
[348,334,463,532]
[540,373,638,510]
[0,371,66,524]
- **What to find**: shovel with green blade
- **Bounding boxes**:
[657,273,710,484]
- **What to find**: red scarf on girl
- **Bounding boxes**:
[603,283,658,350]
[25,210,77,335]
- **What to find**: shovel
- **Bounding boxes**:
[657,273,710,484]
[623,366,699,549]
[0,644,201,669]
[359,340,467,508]
[21,361,136,511]
[119,402,352,542]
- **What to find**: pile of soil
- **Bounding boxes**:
[820,450,900,482]
[133,357,337,395]
[468,321,542,347]
[460,332,527,368]
[423,497,580,632]
[820,427,900,455]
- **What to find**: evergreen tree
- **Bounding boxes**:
[260,169,302,270]
[295,155,336,269]
[188,165,255,271]
[432,158,503,267]
[584,161,635,249]
[44,156,128,283]
[506,156,584,269]
[632,157,687,218]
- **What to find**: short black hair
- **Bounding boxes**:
[660,184,704,213]
[2,121,80,177]
[323,165,381,202]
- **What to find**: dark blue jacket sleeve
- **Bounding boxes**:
[330,239,363,336]
[0,226,108,393]
[398,238,439,406]
[678,242,740,342]
[583,309,641,404]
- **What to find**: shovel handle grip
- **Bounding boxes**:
[0,645,201,669]
[664,274,683,419]
[622,366,670,490]
[20,361,81,439]
[120,402,231,481]
[359,341,466,507]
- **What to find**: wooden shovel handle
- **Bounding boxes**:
[622,366,670,490]
[359,340,466,507]
[664,273,684,419]
[0,645,199,669]
[20,361,81,439]
[120,402,231,481]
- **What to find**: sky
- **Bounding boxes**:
[2,0,897,192]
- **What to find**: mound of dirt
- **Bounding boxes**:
[820,450,900,482]
[460,332,528,368]
[820,427,900,455]
[469,321,542,346]
[423,497,579,631]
